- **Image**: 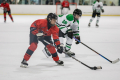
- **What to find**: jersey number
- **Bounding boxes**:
[62,20,67,24]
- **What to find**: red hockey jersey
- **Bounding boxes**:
[0,3,10,11]
[31,19,60,45]
[61,1,70,7]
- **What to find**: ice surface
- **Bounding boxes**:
[0,15,120,80]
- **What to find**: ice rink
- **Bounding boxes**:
[0,15,120,80]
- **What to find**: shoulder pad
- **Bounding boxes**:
[66,14,74,21]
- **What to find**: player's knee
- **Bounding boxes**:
[46,45,56,54]
[28,42,37,51]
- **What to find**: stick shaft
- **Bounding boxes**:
[73,37,112,63]
[43,40,93,69]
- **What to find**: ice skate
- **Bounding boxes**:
[55,60,64,65]
[20,59,28,68]
[88,23,91,27]
[96,24,99,27]
[42,47,51,58]
[64,48,75,57]
[65,50,75,57]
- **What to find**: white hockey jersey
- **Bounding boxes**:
[93,1,103,13]
[56,14,79,36]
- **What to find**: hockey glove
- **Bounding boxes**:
[66,29,73,39]
[37,31,44,41]
[101,9,104,13]
[75,35,80,44]
[57,44,63,54]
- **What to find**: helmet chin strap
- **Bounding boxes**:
[48,19,55,29]
[73,14,78,22]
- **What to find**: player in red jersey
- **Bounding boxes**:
[61,0,70,15]
[0,0,14,22]
[20,13,64,68]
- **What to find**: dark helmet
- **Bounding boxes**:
[73,9,82,17]
[2,0,6,4]
[2,0,6,2]
[47,13,57,21]
[47,13,57,27]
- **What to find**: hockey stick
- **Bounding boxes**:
[73,37,120,64]
[43,40,102,70]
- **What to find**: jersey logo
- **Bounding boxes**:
[62,20,67,24]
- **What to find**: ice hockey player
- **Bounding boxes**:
[55,9,82,57]
[43,9,82,58]
[0,0,14,22]
[61,0,70,15]
[88,0,104,27]
[20,13,64,68]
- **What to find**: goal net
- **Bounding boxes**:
[56,2,77,15]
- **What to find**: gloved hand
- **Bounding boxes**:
[101,9,104,13]
[66,29,73,39]
[32,29,38,35]
[75,35,80,44]
[36,31,44,41]
[57,44,63,54]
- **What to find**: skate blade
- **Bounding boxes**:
[57,64,64,66]
[20,64,28,68]
[42,49,51,58]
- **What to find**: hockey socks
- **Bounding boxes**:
[24,42,37,61]
[4,13,6,22]
[9,14,14,22]
[89,18,94,24]
[96,17,100,26]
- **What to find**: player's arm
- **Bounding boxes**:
[100,2,104,13]
[52,27,63,53]
[30,22,39,35]
[72,20,81,44]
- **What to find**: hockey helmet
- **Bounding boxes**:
[73,9,82,17]
[47,13,57,27]
[2,0,6,4]
[47,13,57,21]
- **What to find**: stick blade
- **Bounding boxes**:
[91,66,102,70]
[112,58,120,64]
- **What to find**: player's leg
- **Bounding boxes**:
[3,11,6,22]
[96,13,101,27]
[42,29,64,58]
[88,11,96,27]
[20,32,38,68]
[64,34,75,57]
[41,36,64,65]
[8,10,14,22]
